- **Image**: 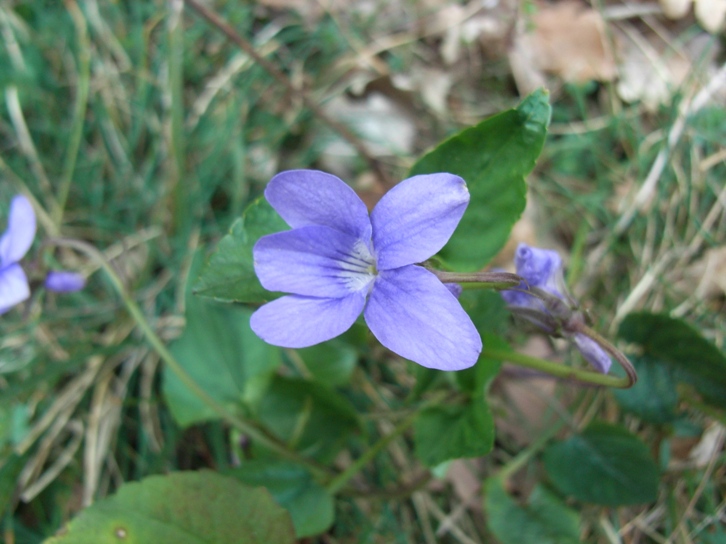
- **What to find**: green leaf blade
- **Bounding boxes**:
[613,355,679,424]
[193,197,287,303]
[543,422,659,506]
[409,89,551,270]
[618,312,726,409]
[228,460,334,538]
[255,376,360,463]
[414,396,494,467]
[163,300,280,427]
[44,471,295,544]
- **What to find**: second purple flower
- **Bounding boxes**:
[250,170,482,371]
[502,243,613,374]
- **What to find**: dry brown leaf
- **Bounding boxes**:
[615,25,691,111]
[319,92,416,178]
[509,2,616,94]
[677,246,726,299]
[444,460,480,504]
[688,423,726,467]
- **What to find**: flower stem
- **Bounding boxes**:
[325,392,447,495]
[326,410,419,495]
[482,346,634,388]
[50,238,332,479]
[55,1,91,226]
[497,421,565,481]
[576,324,638,387]
[430,269,522,289]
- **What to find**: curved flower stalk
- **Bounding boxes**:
[250,170,482,371]
[502,244,614,374]
[0,195,85,315]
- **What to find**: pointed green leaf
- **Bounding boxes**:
[229,460,334,537]
[409,89,551,270]
[163,298,280,427]
[193,197,287,303]
[455,332,506,395]
[618,312,726,409]
[297,340,357,387]
[256,376,359,462]
[543,422,659,506]
[44,471,295,544]
[613,355,678,423]
[414,396,494,467]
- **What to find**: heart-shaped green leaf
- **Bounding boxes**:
[44,471,295,543]
[409,89,551,270]
[618,312,726,409]
[193,197,287,303]
[543,422,659,506]
[229,460,334,537]
[163,298,280,427]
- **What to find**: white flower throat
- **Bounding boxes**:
[338,239,377,293]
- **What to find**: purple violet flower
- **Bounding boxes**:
[45,271,86,293]
[250,170,482,371]
[0,195,36,315]
[502,243,612,374]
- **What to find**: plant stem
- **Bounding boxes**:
[50,238,332,479]
[167,0,189,235]
[325,390,448,495]
[497,421,564,481]
[56,1,90,226]
[482,346,633,388]
[326,409,420,495]
[430,269,522,289]
[577,324,638,387]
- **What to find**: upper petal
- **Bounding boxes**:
[250,292,366,348]
[0,263,31,315]
[364,265,482,370]
[513,244,563,298]
[371,173,469,270]
[265,170,372,240]
[254,225,375,298]
[0,195,36,266]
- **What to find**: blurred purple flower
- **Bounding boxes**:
[45,271,85,293]
[0,195,36,315]
[502,243,612,373]
[250,170,481,371]
[1,195,87,315]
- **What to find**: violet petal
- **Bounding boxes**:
[250,292,366,348]
[364,265,481,370]
[0,195,36,266]
[371,174,469,270]
[573,333,612,374]
[0,263,30,315]
[264,170,372,240]
[253,225,375,298]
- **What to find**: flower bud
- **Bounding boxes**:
[45,271,85,293]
